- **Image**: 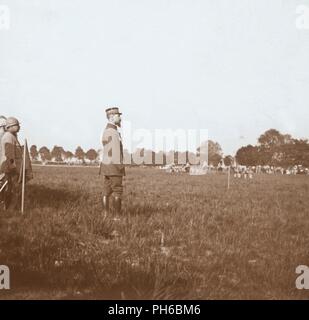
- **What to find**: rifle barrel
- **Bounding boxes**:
[21,139,27,214]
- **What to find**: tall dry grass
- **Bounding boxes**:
[1,166,309,299]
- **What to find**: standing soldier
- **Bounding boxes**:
[0,116,7,206]
[0,116,6,157]
[101,107,125,216]
[0,117,23,211]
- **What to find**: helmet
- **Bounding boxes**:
[5,117,20,129]
[0,116,6,128]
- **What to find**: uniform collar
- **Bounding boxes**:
[6,131,17,137]
[106,123,118,130]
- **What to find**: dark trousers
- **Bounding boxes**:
[103,176,123,199]
[4,174,21,211]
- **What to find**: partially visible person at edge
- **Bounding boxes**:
[0,116,6,160]
[0,117,23,211]
[0,116,7,206]
[100,107,125,217]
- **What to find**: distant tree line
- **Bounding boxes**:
[29,139,224,166]
[29,130,309,167]
[30,145,99,163]
[235,129,309,167]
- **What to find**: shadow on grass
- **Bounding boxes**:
[26,184,84,209]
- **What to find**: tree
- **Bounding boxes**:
[166,150,176,165]
[278,139,309,167]
[197,140,223,166]
[143,149,155,165]
[177,151,189,165]
[132,148,145,165]
[223,155,234,166]
[63,150,74,160]
[30,145,39,161]
[258,129,285,148]
[236,129,309,167]
[235,145,260,166]
[293,140,309,167]
[39,146,51,161]
[85,149,98,161]
[75,146,85,161]
[154,151,167,166]
[51,146,65,162]
[283,134,294,144]
[257,129,309,166]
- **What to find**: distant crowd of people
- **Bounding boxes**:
[160,161,309,178]
[232,165,309,177]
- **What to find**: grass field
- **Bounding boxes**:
[1,166,309,300]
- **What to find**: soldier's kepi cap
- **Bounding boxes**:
[105,107,122,117]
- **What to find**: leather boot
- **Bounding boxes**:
[102,195,109,217]
[113,196,122,215]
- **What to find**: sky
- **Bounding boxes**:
[1,0,309,155]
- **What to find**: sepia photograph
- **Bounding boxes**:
[1,0,309,304]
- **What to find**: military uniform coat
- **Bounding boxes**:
[101,123,125,176]
[0,131,23,175]
[0,131,4,164]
